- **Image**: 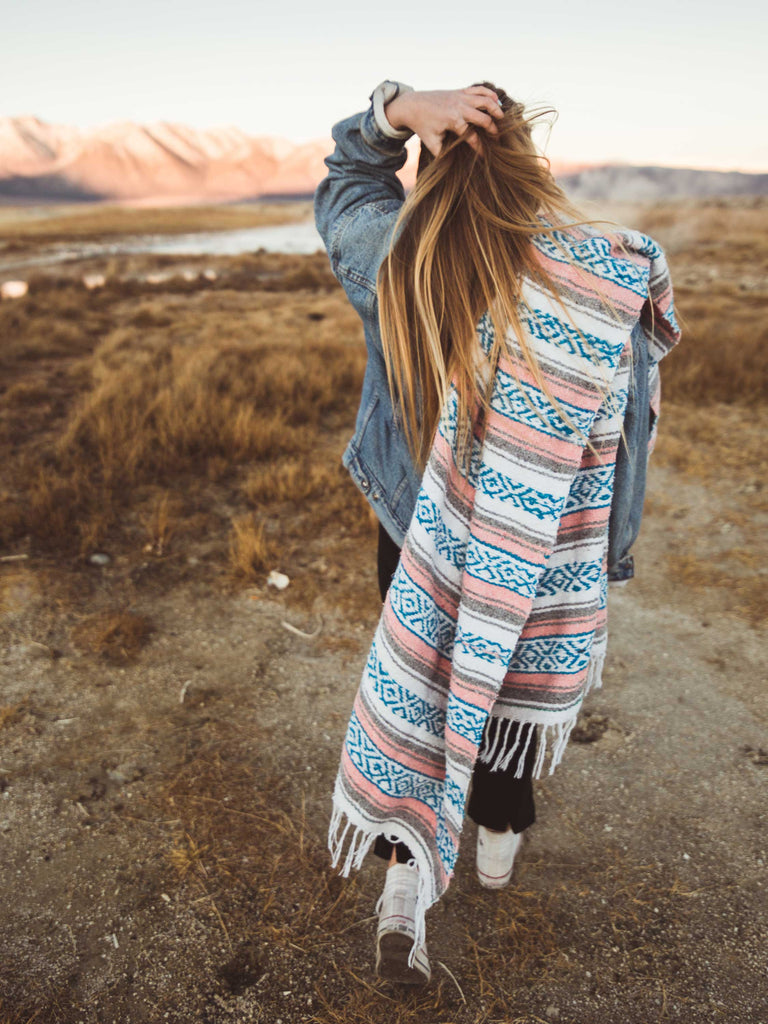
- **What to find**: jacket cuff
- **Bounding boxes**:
[362,88,414,153]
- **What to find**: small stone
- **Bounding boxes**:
[89,552,111,566]
[267,570,290,591]
[1,280,28,299]
[546,1007,560,1020]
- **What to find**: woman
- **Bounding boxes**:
[314,81,680,985]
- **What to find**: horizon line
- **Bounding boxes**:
[2,112,767,177]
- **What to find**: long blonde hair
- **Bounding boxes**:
[377,83,607,470]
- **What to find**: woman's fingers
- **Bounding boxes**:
[461,104,500,133]
[409,87,505,156]
[463,86,504,115]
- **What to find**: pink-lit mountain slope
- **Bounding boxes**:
[0,115,331,202]
[1,115,766,204]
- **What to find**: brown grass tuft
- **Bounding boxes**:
[71,609,153,663]
[227,514,272,580]
[140,490,181,557]
[0,701,28,729]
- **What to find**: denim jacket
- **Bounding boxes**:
[314,100,652,580]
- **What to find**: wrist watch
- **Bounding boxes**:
[369,79,415,140]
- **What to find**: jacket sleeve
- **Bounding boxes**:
[314,102,412,321]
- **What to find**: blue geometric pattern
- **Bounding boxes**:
[454,626,513,666]
[367,641,446,737]
[490,368,594,440]
[346,713,442,811]
[445,692,487,745]
[436,818,459,872]
[538,560,602,596]
[389,571,456,657]
[464,537,541,599]
[599,566,608,610]
[532,230,651,298]
[518,307,623,365]
[563,465,616,513]
[476,465,566,521]
[508,632,594,674]
[414,492,467,572]
[444,775,467,817]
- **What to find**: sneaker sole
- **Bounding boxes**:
[376,932,430,985]
[477,868,514,889]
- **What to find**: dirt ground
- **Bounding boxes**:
[1,460,766,1024]
[0,203,766,1024]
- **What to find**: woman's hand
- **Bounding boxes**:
[384,86,503,156]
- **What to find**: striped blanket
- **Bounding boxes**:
[329,225,680,958]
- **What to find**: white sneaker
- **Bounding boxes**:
[476,825,522,889]
[375,863,431,985]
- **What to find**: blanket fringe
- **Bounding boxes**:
[328,803,431,969]
[480,645,608,776]
[478,716,579,777]
[584,645,606,697]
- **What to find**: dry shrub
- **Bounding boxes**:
[71,609,153,663]
[661,284,767,405]
[22,465,115,554]
[654,402,767,501]
[0,254,369,585]
[55,338,358,490]
[140,490,181,556]
[228,514,272,580]
[2,380,51,406]
[130,306,173,329]
[243,459,338,505]
[0,288,107,369]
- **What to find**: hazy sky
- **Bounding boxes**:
[3,0,766,170]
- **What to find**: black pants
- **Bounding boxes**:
[373,524,537,864]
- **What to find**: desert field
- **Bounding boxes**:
[0,197,766,1023]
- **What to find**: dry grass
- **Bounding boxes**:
[147,727,698,1024]
[0,700,28,729]
[71,609,153,663]
[0,200,312,242]
[227,514,272,580]
[0,253,367,578]
[666,551,768,627]
[1,198,765,630]
[627,198,768,407]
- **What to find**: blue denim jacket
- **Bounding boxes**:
[314,101,651,579]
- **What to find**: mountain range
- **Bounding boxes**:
[1,114,766,205]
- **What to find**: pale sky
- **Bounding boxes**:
[3,0,766,170]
